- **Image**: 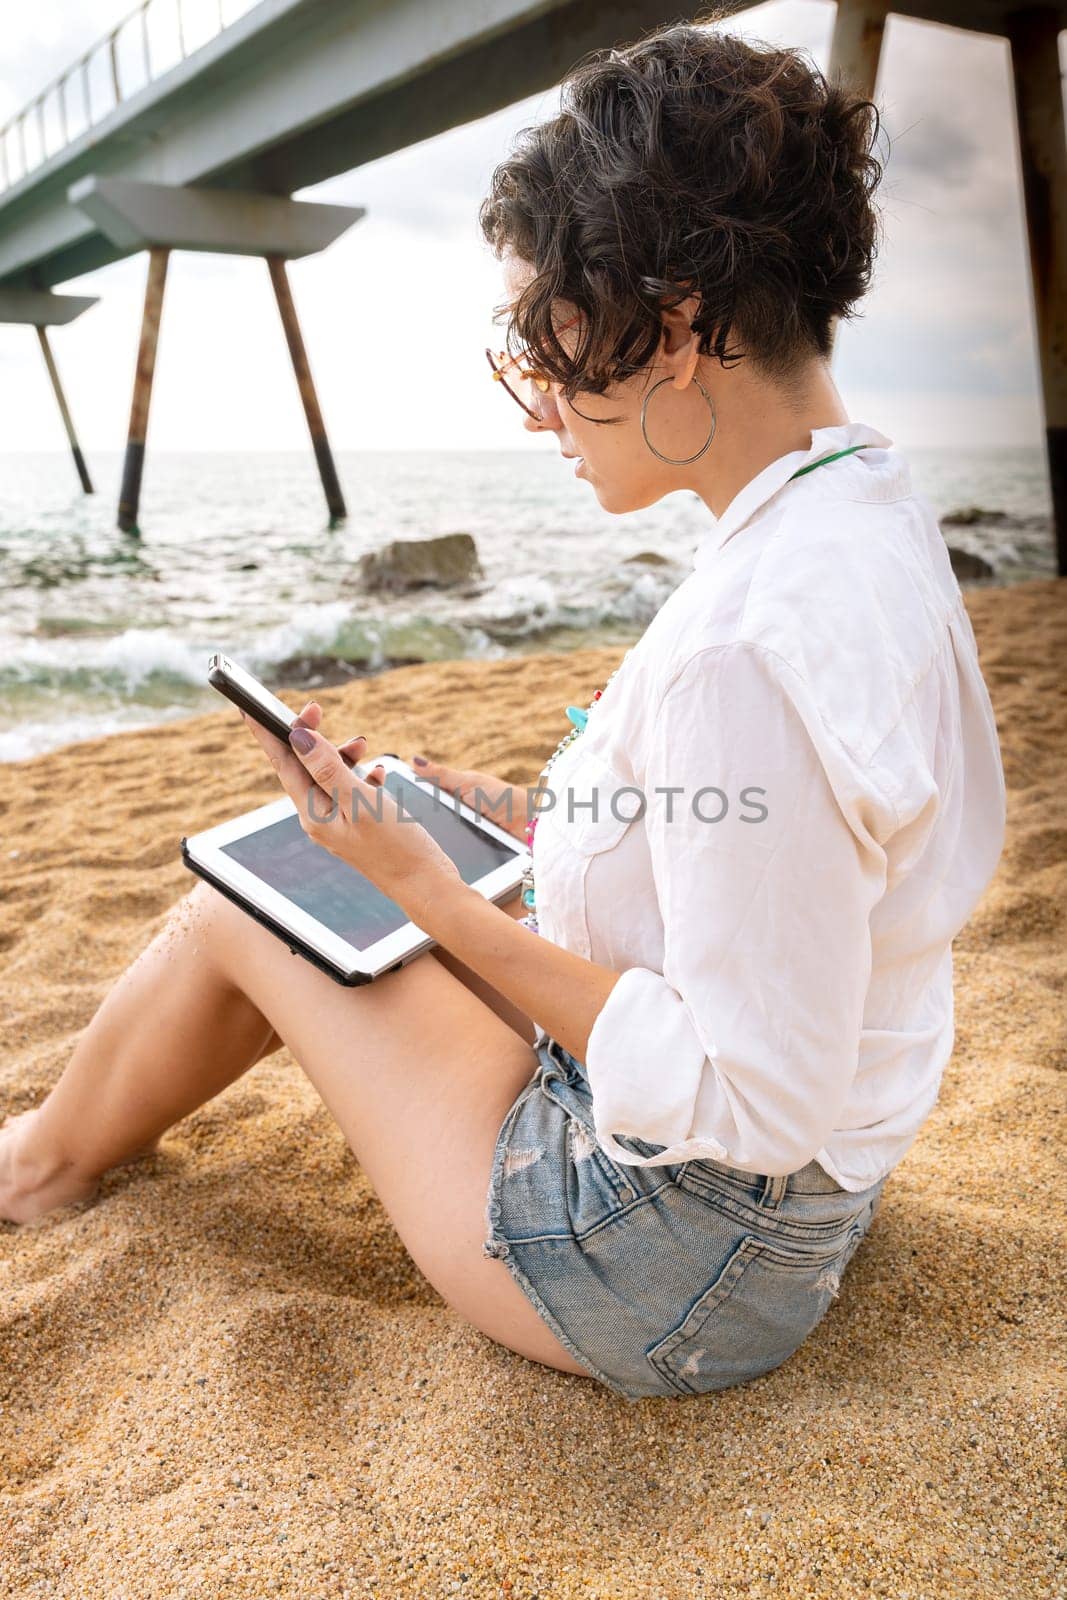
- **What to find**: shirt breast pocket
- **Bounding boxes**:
[554,747,640,857]
[537,748,640,959]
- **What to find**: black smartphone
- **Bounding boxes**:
[209,652,373,768]
[208,653,298,743]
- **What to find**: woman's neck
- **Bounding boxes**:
[692,363,850,520]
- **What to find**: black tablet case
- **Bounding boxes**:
[180,836,380,986]
[180,838,520,988]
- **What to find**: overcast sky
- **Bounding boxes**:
[0,0,1057,453]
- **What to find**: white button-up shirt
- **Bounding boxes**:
[530,421,1007,1192]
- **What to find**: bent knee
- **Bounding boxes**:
[171,879,255,976]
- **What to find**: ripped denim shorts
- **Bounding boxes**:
[482,1037,889,1402]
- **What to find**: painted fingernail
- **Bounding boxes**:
[412,755,428,767]
[289,727,315,754]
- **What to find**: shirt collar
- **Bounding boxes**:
[693,420,896,567]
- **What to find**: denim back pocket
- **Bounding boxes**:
[645,1221,870,1397]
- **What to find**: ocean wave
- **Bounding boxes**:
[1,609,481,699]
[3,560,682,701]
[0,704,196,764]
[468,559,683,644]
[0,627,210,697]
[0,557,690,758]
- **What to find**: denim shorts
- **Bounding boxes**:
[482,1037,889,1401]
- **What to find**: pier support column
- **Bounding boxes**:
[826,0,890,364]
[68,179,363,534]
[0,290,97,494]
[267,255,347,525]
[119,246,169,535]
[1005,7,1067,578]
[828,0,891,100]
[36,325,93,495]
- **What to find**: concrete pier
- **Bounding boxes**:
[118,246,169,536]
[828,0,892,95]
[825,0,890,362]
[36,326,93,494]
[0,288,97,494]
[66,181,363,531]
[267,256,347,526]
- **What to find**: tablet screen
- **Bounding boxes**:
[218,770,518,951]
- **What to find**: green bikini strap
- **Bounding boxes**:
[789,443,873,480]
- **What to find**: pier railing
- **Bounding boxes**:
[0,0,258,195]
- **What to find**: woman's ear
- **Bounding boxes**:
[659,292,703,389]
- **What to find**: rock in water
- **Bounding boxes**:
[358,533,483,593]
[622,550,674,567]
[947,545,995,582]
[943,506,1010,528]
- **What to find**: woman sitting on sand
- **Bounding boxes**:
[0,18,1005,1401]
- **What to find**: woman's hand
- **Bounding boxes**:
[240,701,461,924]
[409,753,532,842]
[240,704,622,1065]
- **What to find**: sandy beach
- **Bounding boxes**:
[0,576,1063,1599]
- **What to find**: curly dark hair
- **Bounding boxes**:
[479,7,887,421]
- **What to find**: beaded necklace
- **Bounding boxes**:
[519,654,629,930]
[517,442,875,932]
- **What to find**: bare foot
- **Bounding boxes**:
[0,1108,159,1225]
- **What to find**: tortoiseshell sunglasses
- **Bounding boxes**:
[485,312,582,420]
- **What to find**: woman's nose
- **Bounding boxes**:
[523,401,560,435]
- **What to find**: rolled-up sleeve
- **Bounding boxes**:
[583,640,892,1173]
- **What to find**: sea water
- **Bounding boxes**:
[0,444,1054,761]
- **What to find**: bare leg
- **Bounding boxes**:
[0,882,587,1379]
[1,896,281,1214]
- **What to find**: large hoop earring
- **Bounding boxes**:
[640,376,716,465]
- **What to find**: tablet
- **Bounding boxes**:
[180,756,529,985]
